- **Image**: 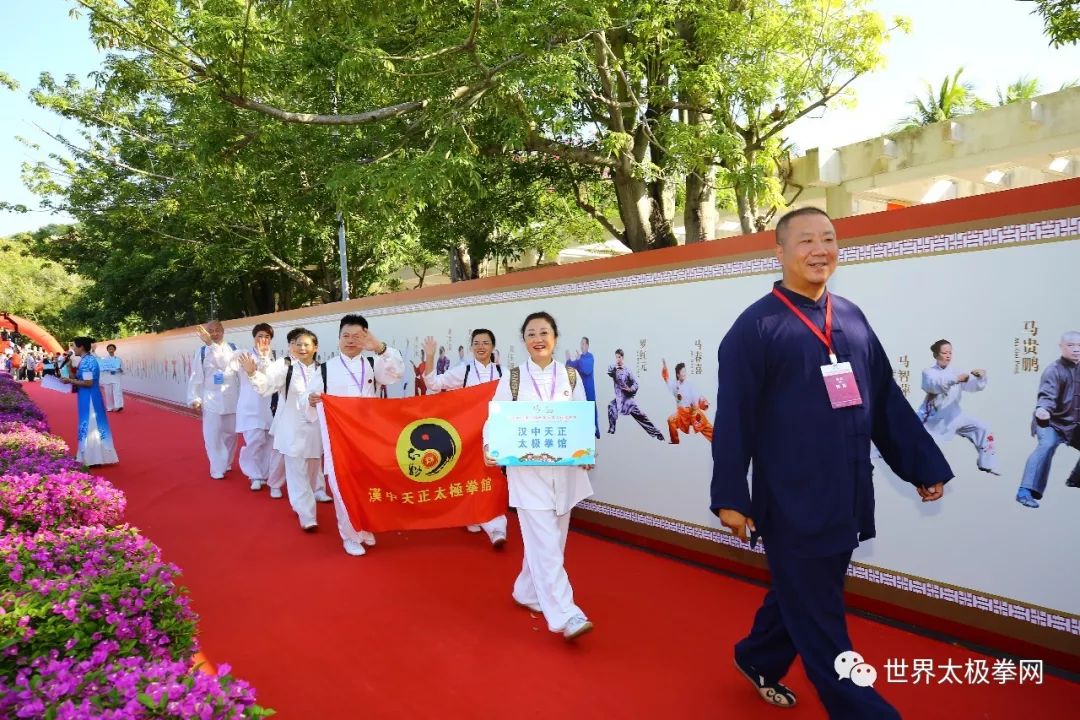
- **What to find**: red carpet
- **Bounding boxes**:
[27,383,1079,718]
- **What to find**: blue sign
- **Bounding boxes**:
[487,401,596,466]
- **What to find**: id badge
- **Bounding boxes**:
[821,362,863,409]
[213,371,225,385]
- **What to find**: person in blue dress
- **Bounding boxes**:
[60,336,119,467]
[710,207,952,718]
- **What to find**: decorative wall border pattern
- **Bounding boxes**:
[577,500,1080,636]
[300,216,1080,325]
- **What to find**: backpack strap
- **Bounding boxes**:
[200,345,206,365]
[567,365,578,393]
[321,362,328,391]
[270,356,292,416]
[463,364,471,386]
[509,366,521,401]
[496,364,503,378]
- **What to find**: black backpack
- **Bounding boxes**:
[463,363,503,386]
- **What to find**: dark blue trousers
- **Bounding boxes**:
[735,548,901,719]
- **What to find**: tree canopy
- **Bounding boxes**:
[14,0,898,336]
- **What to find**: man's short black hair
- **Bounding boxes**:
[775,206,832,245]
[72,336,93,352]
[675,362,686,376]
[252,323,274,338]
[615,348,624,357]
[106,343,117,351]
[339,314,369,332]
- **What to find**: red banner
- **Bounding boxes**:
[320,382,506,533]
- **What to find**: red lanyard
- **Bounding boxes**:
[772,287,836,364]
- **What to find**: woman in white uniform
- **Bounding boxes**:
[425,329,508,549]
[484,311,594,641]
[240,328,327,532]
[234,323,287,494]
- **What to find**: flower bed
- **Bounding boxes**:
[0,525,198,676]
[0,648,273,719]
[0,374,272,717]
[0,471,126,535]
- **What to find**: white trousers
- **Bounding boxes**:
[284,455,324,527]
[955,417,998,472]
[323,467,364,546]
[480,514,508,540]
[514,508,584,632]
[239,428,283,483]
[101,381,123,410]
[201,412,237,478]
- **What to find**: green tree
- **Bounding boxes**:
[995,76,1042,106]
[1031,0,1080,47]
[0,224,90,340]
[895,67,988,130]
[61,0,895,243]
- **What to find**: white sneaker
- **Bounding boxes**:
[249,479,264,491]
[465,524,483,533]
[490,530,507,549]
[562,615,593,640]
[360,530,377,547]
[314,491,333,503]
[301,521,318,533]
[269,488,283,499]
[343,540,366,556]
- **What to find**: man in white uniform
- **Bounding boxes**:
[919,339,998,475]
[241,327,327,531]
[99,344,124,411]
[234,323,286,495]
[187,321,240,479]
[309,314,404,556]
[424,330,509,549]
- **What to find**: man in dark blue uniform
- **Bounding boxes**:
[710,207,953,718]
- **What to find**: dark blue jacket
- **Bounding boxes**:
[710,282,953,557]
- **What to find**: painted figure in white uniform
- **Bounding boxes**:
[424,328,509,550]
[484,311,595,641]
[919,339,998,475]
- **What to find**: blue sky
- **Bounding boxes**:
[2,0,1079,236]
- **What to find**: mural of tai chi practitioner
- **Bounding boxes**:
[607,349,664,440]
[918,339,998,475]
[661,359,713,444]
[1016,331,1080,509]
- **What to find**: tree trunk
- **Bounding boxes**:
[448,243,470,282]
[684,167,717,243]
[684,108,717,243]
[735,188,754,235]
[612,167,655,252]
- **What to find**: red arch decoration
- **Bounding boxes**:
[0,313,64,353]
